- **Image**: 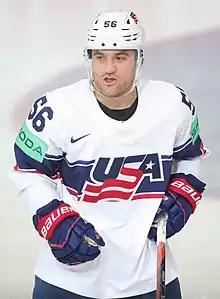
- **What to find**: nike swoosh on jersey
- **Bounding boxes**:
[70,134,90,143]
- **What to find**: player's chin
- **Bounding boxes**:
[103,90,121,98]
[100,86,120,98]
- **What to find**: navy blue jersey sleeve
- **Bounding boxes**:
[10,95,66,213]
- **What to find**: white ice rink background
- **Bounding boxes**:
[1,1,220,298]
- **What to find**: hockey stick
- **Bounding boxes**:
[156,215,168,299]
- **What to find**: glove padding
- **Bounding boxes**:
[148,173,206,241]
[33,199,105,265]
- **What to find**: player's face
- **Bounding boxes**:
[91,50,136,98]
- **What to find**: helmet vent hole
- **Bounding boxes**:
[126,19,130,24]
[113,43,117,46]
[101,43,105,46]
[95,20,98,24]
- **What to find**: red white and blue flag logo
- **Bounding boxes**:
[62,154,173,203]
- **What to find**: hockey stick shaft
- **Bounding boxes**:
[156,215,168,299]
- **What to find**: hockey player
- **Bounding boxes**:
[10,10,208,299]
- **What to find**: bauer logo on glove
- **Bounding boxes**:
[148,173,206,241]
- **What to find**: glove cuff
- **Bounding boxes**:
[168,174,205,212]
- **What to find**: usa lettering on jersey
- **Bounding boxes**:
[63,154,172,203]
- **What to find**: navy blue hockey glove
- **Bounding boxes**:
[33,199,105,265]
[148,173,206,241]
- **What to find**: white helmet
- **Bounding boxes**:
[84,10,145,81]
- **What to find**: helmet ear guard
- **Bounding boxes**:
[135,48,144,80]
[86,49,92,60]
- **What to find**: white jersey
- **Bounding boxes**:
[10,79,208,298]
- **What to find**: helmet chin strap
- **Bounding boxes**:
[90,79,137,100]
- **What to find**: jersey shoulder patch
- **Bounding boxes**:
[15,122,49,162]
